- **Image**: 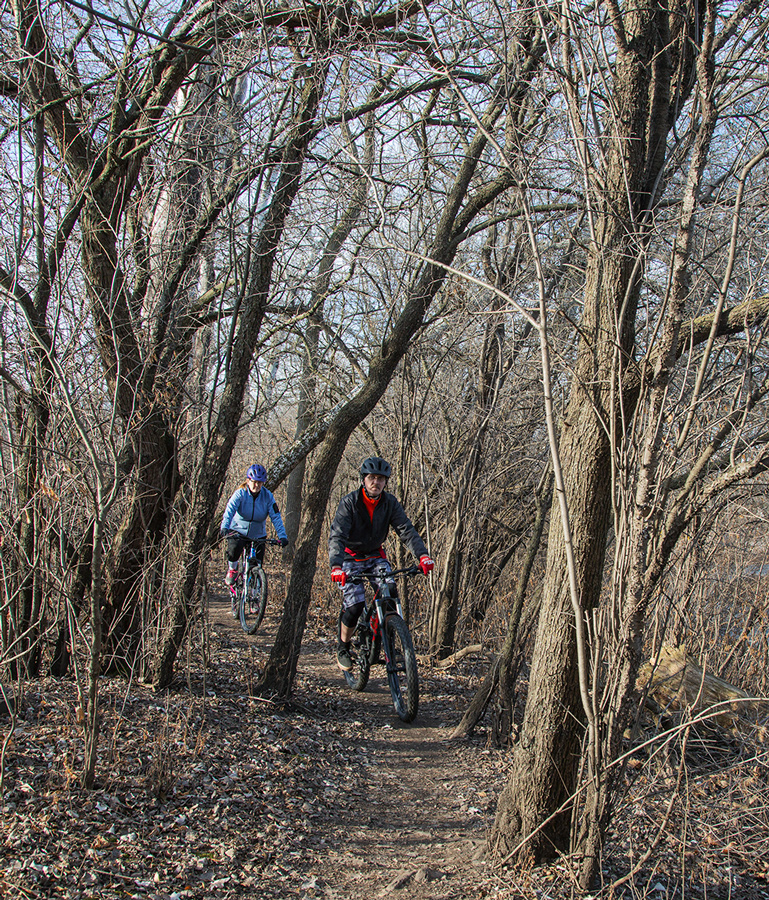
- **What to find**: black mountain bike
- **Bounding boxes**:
[337,565,421,723]
[234,538,281,635]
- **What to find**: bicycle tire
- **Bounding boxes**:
[338,611,371,691]
[384,615,419,722]
[240,566,268,635]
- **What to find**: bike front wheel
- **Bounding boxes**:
[384,615,419,722]
[240,567,268,634]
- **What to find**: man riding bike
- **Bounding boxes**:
[329,456,434,671]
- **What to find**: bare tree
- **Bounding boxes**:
[488,0,769,887]
[282,91,377,551]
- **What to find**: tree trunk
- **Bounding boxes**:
[50,523,94,677]
[3,110,55,677]
[489,0,702,878]
[259,433,349,696]
[101,425,179,673]
[259,18,545,698]
[284,114,375,551]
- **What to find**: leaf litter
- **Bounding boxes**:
[1,589,768,899]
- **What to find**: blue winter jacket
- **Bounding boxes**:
[220,486,287,543]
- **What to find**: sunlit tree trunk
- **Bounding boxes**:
[490,0,703,880]
[490,0,660,859]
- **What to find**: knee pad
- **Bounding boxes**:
[341,602,364,628]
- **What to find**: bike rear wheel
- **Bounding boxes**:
[338,611,371,691]
[240,567,268,634]
[384,615,419,722]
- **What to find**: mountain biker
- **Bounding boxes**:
[220,464,289,615]
[329,456,434,671]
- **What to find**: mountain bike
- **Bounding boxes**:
[233,538,281,635]
[337,564,421,723]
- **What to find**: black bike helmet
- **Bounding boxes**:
[359,456,391,479]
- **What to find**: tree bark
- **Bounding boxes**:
[154,53,331,688]
[284,114,375,550]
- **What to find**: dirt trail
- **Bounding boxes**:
[209,584,504,900]
[6,572,763,900]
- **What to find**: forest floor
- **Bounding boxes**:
[2,570,769,899]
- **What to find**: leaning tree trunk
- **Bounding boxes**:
[258,17,545,699]
[153,53,330,688]
[259,429,350,695]
[258,260,485,696]
[283,114,375,551]
[258,330,439,697]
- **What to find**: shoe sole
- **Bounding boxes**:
[337,659,353,671]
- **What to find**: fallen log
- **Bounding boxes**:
[636,644,768,737]
[417,644,486,669]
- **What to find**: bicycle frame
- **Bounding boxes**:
[238,537,280,577]
[369,568,406,623]
[242,542,262,580]
[352,563,416,635]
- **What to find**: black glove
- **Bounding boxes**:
[220,528,228,539]
[280,537,289,548]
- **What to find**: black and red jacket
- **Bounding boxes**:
[328,487,428,569]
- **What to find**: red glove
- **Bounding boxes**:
[419,555,434,575]
[331,567,347,586]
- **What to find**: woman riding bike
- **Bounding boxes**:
[220,464,288,615]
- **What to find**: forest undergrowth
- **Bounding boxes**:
[1,585,768,900]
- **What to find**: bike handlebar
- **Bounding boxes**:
[348,564,422,584]
[222,533,282,546]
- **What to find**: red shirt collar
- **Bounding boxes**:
[361,487,380,520]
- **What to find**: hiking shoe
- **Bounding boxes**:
[336,645,353,671]
[225,568,238,586]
